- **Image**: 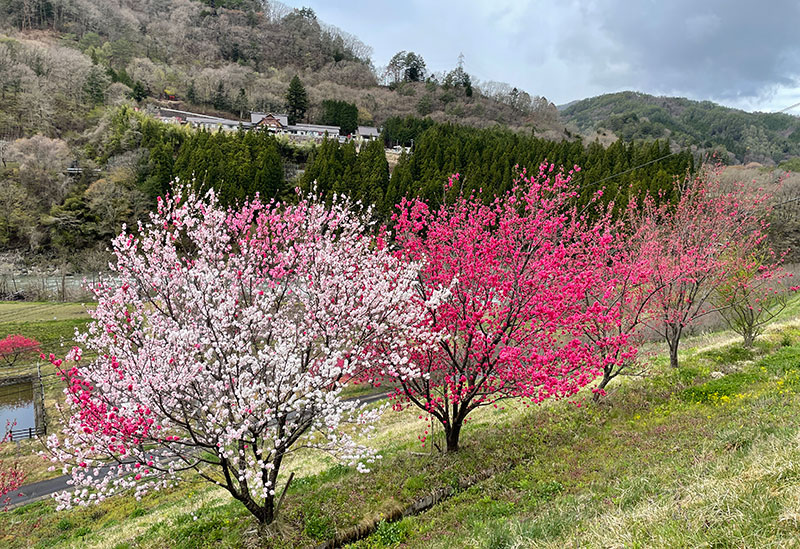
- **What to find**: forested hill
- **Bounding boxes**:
[561,91,800,165]
[0,0,565,138]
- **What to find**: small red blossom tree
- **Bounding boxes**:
[381,165,624,452]
[634,165,773,367]
[714,250,796,347]
[0,430,25,509]
[0,335,40,367]
[46,188,430,525]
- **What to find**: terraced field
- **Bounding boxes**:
[0,302,91,324]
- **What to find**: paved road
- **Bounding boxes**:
[8,391,390,509]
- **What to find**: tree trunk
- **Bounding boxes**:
[445,420,462,453]
[237,492,274,525]
[742,328,755,348]
[668,338,679,369]
[593,372,612,402]
[666,324,682,368]
[262,494,275,525]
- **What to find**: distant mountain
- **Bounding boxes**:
[555,100,579,111]
[561,91,800,165]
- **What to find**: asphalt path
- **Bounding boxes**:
[7,390,390,509]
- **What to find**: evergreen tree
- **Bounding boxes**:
[403,52,426,82]
[116,68,134,88]
[143,142,174,199]
[212,81,229,111]
[130,81,148,102]
[84,65,109,105]
[286,75,308,125]
[386,51,426,84]
[356,139,389,212]
[320,99,358,135]
[234,88,249,119]
[253,141,284,199]
[187,80,197,104]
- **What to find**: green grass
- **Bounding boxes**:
[381,336,800,549]
[0,302,92,324]
[0,302,91,483]
[3,305,800,547]
[776,292,800,323]
[0,301,91,359]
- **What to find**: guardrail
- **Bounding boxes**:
[6,425,45,441]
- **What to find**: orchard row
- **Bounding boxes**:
[40,163,792,526]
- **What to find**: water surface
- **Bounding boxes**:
[0,382,36,435]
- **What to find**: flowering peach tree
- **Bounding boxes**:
[381,166,623,452]
[0,335,40,367]
[0,430,24,509]
[634,166,774,367]
[46,188,430,525]
[581,225,661,398]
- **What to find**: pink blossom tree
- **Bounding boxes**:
[0,335,40,367]
[634,166,773,367]
[381,166,623,452]
[46,188,430,525]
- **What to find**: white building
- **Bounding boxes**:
[357,126,380,140]
[251,112,341,138]
[185,116,245,132]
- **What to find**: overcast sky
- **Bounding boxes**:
[283,0,800,114]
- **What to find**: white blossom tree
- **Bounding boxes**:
[46,188,434,525]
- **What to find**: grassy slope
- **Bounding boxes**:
[388,343,800,548]
[2,306,800,547]
[0,303,91,324]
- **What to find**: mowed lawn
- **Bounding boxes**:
[0,302,91,325]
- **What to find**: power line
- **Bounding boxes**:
[585,97,800,190]
[585,151,684,188]
[776,101,800,114]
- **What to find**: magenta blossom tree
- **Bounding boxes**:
[380,165,624,452]
[46,188,431,525]
[0,430,25,509]
[581,225,662,398]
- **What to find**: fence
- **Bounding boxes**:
[6,425,46,442]
[0,272,100,302]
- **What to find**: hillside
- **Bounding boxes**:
[0,0,565,139]
[562,91,800,165]
[0,0,568,269]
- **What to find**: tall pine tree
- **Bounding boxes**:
[286,75,308,125]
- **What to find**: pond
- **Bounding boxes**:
[0,381,36,435]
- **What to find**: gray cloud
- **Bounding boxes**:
[555,0,800,102]
[283,0,800,112]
